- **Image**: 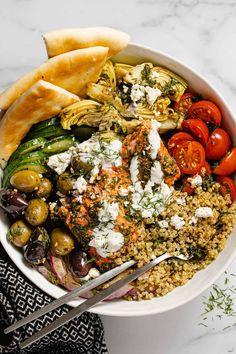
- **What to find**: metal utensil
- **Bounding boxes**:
[12,252,191,349]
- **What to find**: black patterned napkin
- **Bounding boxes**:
[0,245,108,354]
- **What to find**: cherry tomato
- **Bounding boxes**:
[168,132,194,154]
[187,100,222,126]
[182,118,210,146]
[200,161,212,176]
[205,128,231,160]
[182,177,194,195]
[173,140,205,175]
[216,176,236,203]
[174,93,195,114]
[213,147,236,175]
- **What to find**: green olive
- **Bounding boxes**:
[10,170,41,193]
[71,155,93,173]
[56,172,74,195]
[8,220,32,247]
[50,228,75,256]
[35,178,53,198]
[25,199,48,226]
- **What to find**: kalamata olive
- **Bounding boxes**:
[25,198,48,226]
[10,170,41,193]
[69,249,92,277]
[24,227,50,265]
[71,156,93,174]
[72,125,97,142]
[35,178,53,198]
[8,220,32,247]
[50,228,75,256]
[56,172,74,195]
[1,189,28,214]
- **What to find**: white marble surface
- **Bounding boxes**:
[1,0,236,353]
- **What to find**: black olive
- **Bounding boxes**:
[1,189,28,215]
[24,227,50,265]
[69,249,92,278]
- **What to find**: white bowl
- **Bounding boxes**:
[1,43,236,317]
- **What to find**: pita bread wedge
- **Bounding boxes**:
[0,46,108,111]
[0,80,79,168]
[43,27,130,58]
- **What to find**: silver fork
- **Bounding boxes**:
[5,252,191,349]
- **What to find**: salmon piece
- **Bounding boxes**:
[122,121,180,185]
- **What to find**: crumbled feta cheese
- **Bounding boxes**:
[123,85,129,93]
[176,196,186,205]
[119,187,129,197]
[130,84,145,103]
[150,161,163,185]
[195,207,213,218]
[73,176,87,194]
[145,86,162,106]
[189,216,198,225]
[130,155,139,184]
[98,201,120,223]
[190,175,202,187]
[158,220,169,228]
[47,151,72,175]
[77,136,122,171]
[148,120,161,159]
[88,268,101,279]
[151,71,160,79]
[89,165,100,183]
[170,214,185,230]
[89,224,124,258]
[124,201,129,207]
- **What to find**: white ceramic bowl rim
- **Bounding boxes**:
[1,42,236,317]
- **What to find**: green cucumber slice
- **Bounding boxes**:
[9,137,47,162]
[3,162,49,187]
[26,125,69,140]
[41,136,77,155]
[31,117,59,132]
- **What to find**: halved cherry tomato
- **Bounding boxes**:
[174,93,195,114]
[182,118,210,146]
[173,140,205,175]
[205,128,231,160]
[168,132,194,154]
[187,100,222,126]
[216,176,236,203]
[200,161,212,176]
[213,147,236,175]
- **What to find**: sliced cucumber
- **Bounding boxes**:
[41,136,77,155]
[26,125,69,141]
[3,162,49,187]
[31,117,59,132]
[14,151,47,164]
[9,137,47,162]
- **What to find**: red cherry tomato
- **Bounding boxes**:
[200,161,212,176]
[187,100,222,126]
[216,176,236,203]
[213,147,236,175]
[174,93,195,114]
[173,140,205,175]
[168,132,194,154]
[182,118,210,146]
[205,128,231,160]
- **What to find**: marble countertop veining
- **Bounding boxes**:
[1,0,236,353]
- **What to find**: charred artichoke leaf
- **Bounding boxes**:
[98,60,117,89]
[114,63,134,82]
[152,66,187,102]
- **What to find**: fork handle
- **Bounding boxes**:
[20,252,171,349]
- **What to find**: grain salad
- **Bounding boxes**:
[1,28,236,302]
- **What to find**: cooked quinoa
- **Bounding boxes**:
[107,183,236,300]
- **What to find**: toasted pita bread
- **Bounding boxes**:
[43,27,130,58]
[0,80,79,167]
[0,46,108,111]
